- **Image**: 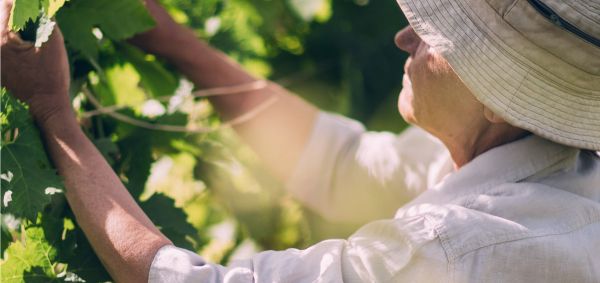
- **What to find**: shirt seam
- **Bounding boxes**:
[451,218,600,262]
[428,214,456,283]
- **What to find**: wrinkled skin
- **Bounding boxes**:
[394,26,482,138]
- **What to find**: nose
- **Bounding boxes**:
[394,26,420,55]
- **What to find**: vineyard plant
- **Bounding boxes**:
[1,0,408,282]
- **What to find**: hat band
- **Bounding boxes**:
[528,0,600,48]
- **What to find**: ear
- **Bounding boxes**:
[483,106,506,124]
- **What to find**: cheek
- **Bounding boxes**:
[400,48,455,124]
[426,50,454,78]
[405,56,431,105]
[413,49,456,96]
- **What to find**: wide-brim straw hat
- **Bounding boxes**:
[396,0,600,151]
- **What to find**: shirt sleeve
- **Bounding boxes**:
[148,215,447,283]
[285,111,450,225]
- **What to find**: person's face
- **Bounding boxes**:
[394,26,481,136]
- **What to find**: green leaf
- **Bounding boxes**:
[0,226,58,282]
[9,0,40,31]
[40,199,68,246]
[141,193,197,235]
[64,226,111,282]
[0,91,63,222]
[118,44,179,98]
[102,63,147,107]
[141,193,198,250]
[41,0,67,17]
[1,89,28,131]
[57,0,155,59]
[92,137,119,166]
[55,9,96,59]
[118,135,153,198]
[14,13,56,48]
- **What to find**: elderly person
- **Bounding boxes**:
[2,0,599,281]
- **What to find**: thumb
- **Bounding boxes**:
[5,31,34,50]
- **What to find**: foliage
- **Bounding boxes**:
[0,90,61,222]
[1,0,409,282]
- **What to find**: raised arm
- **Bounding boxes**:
[0,4,171,282]
[129,0,318,181]
[129,2,452,227]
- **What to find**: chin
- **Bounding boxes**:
[398,88,416,124]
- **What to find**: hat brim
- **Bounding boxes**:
[397,0,600,150]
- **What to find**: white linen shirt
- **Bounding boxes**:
[148,112,600,283]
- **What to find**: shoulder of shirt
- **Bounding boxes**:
[395,181,600,262]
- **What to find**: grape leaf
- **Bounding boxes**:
[41,0,67,17]
[63,226,112,282]
[15,14,56,48]
[10,0,66,32]
[0,89,28,131]
[0,226,58,282]
[141,193,197,235]
[0,91,63,221]
[57,0,155,59]
[9,0,40,31]
[141,193,199,250]
[92,137,119,166]
[118,135,153,198]
[118,44,179,98]
[10,0,62,47]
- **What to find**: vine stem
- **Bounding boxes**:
[80,81,279,133]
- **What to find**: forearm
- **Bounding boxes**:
[145,25,319,180]
[37,108,171,283]
[161,33,265,119]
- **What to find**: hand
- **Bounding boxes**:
[128,0,189,57]
[1,0,71,122]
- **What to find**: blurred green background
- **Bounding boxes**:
[161,0,410,131]
[139,0,412,263]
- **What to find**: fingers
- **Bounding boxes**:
[2,22,62,58]
[3,31,33,50]
[1,22,70,103]
[1,31,32,88]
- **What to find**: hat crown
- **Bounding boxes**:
[535,0,600,40]
[488,0,600,35]
[488,0,600,75]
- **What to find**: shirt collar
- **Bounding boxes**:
[400,134,580,209]
[438,134,577,192]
